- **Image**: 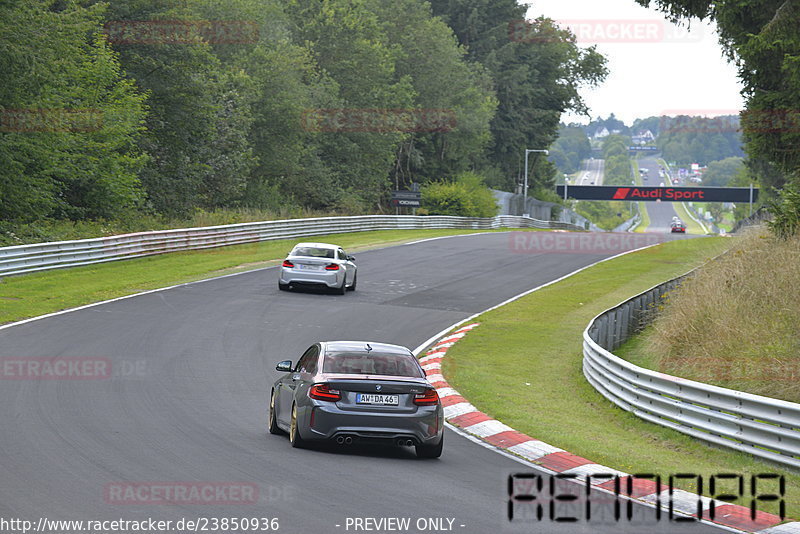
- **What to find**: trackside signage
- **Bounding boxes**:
[556,185,759,203]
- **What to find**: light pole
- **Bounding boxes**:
[524,149,549,199]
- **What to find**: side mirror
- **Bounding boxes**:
[347,255,355,262]
[276,360,293,373]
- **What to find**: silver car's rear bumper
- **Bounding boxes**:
[298,403,443,444]
[279,267,342,288]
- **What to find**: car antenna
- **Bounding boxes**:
[365,343,372,352]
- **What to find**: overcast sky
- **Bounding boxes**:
[522,0,745,126]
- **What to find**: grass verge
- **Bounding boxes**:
[0,228,526,325]
[617,230,800,404]
[442,236,798,518]
[633,202,650,233]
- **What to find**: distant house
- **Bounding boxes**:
[593,126,609,139]
[632,130,655,144]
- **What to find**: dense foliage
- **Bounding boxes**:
[0,2,148,223]
[768,183,800,239]
[636,0,800,235]
[548,125,592,174]
[657,115,744,165]
[702,157,744,187]
[1,0,607,234]
[571,135,634,230]
[420,172,498,217]
[600,135,634,186]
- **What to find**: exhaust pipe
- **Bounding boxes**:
[405,439,414,447]
[397,438,415,447]
[344,436,353,445]
[336,436,345,444]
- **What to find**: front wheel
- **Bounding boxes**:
[415,433,443,459]
[289,403,307,448]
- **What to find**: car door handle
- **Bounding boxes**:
[292,374,300,381]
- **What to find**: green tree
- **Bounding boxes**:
[636,0,800,190]
[430,1,608,190]
[104,1,258,216]
[284,0,415,208]
[0,0,147,223]
[421,171,498,217]
[703,157,744,187]
[631,116,661,137]
[657,115,743,165]
[601,135,634,186]
[549,124,591,174]
[374,0,496,187]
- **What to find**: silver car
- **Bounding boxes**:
[268,341,445,458]
[278,242,357,294]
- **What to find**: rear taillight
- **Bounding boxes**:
[414,388,439,406]
[309,383,341,402]
[325,263,340,271]
[282,260,294,268]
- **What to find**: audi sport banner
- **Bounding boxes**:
[556,185,758,203]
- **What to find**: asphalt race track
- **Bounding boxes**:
[639,157,683,233]
[578,158,605,185]
[0,233,721,533]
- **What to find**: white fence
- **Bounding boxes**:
[583,275,800,469]
[0,214,584,278]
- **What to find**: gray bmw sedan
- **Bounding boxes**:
[269,341,444,458]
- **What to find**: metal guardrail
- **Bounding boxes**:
[0,214,583,278]
[583,274,800,469]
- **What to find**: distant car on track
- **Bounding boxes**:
[670,220,686,233]
[279,242,356,294]
[269,341,444,458]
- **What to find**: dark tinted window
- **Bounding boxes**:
[292,246,334,259]
[322,351,423,377]
[295,345,319,373]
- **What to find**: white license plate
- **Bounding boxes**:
[356,393,399,405]
[297,264,323,271]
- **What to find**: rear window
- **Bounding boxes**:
[323,352,424,377]
[292,246,334,258]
